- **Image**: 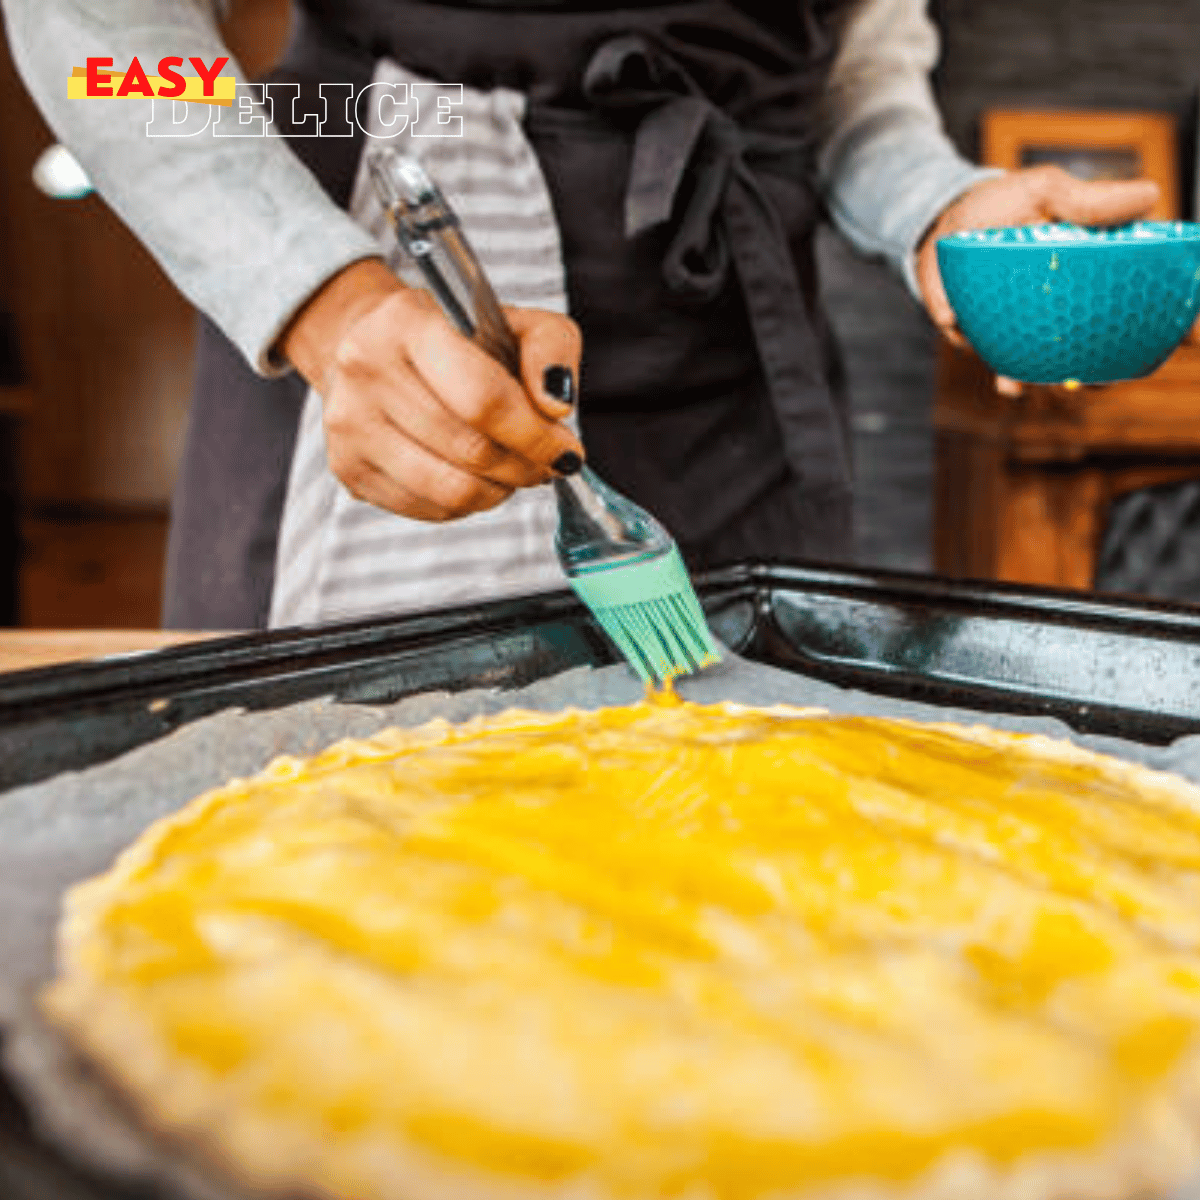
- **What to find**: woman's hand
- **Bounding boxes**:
[279,259,584,521]
[915,165,1161,395]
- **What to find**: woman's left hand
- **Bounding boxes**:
[915,165,1161,395]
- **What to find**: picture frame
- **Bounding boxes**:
[980,109,1179,219]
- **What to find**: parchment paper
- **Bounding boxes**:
[5,650,1200,1200]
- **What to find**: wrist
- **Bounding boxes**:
[278,258,404,392]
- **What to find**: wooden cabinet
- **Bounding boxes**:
[934,341,1200,588]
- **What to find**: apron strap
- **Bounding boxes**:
[582,33,851,500]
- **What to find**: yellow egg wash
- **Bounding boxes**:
[43,695,1200,1200]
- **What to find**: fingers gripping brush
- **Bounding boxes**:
[368,150,721,685]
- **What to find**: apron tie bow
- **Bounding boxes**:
[582,33,851,496]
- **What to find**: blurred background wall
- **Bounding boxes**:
[0,2,288,626]
[0,0,1198,627]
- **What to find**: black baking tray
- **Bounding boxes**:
[7,559,1200,1198]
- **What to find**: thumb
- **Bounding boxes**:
[1040,171,1160,227]
[916,228,957,331]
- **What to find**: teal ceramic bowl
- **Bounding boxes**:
[936,221,1200,384]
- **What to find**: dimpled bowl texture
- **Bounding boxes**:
[936,221,1200,384]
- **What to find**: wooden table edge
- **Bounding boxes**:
[0,630,233,674]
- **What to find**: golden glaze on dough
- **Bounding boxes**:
[43,695,1200,1200]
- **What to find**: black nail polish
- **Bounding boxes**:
[543,365,575,406]
[553,450,583,476]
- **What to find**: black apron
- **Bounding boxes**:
[163,0,855,629]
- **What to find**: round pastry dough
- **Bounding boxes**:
[43,696,1200,1200]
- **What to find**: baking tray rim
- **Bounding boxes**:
[6,560,1200,703]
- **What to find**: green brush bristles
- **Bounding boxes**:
[567,545,722,685]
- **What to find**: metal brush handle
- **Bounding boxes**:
[368,154,521,375]
[367,150,671,572]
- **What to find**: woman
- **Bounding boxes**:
[2,0,1159,627]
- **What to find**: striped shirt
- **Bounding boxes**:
[269,62,572,625]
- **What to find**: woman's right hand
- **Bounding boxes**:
[279,258,585,522]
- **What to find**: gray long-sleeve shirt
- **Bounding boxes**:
[1,0,996,375]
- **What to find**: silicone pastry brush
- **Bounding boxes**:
[368,149,721,684]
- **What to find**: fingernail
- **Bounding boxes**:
[543,365,574,406]
[553,450,583,476]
